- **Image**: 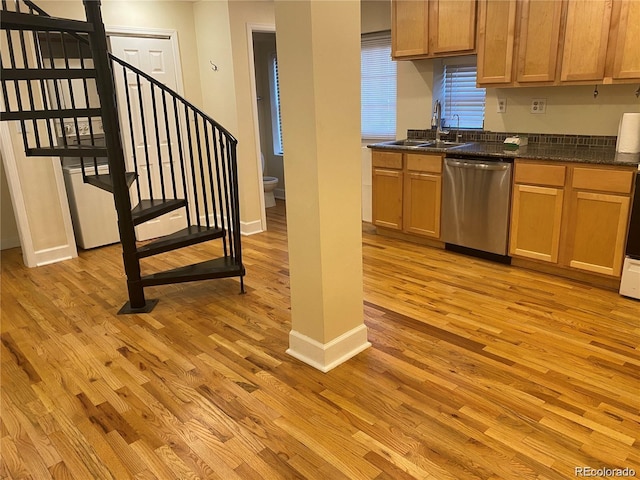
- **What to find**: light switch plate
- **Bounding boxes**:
[497,98,507,113]
[531,98,546,114]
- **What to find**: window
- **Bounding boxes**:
[269,54,283,155]
[361,32,396,140]
[442,64,485,129]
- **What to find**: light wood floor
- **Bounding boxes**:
[2,200,639,479]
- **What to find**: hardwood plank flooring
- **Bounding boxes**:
[1,199,639,479]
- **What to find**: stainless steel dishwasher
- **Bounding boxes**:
[442,156,513,257]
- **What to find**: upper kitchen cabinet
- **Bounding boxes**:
[391,0,476,60]
[611,0,640,79]
[476,0,516,84]
[392,0,429,58]
[477,0,640,87]
[429,1,477,55]
[560,0,613,82]
[516,0,563,83]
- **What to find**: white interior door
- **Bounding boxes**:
[110,35,189,241]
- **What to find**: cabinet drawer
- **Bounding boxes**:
[515,162,566,186]
[372,151,403,169]
[572,167,634,194]
[406,154,442,173]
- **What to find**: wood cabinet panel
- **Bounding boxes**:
[406,154,442,173]
[516,0,563,83]
[566,192,630,276]
[571,167,634,194]
[429,0,476,54]
[372,168,403,230]
[477,0,517,84]
[515,162,566,187]
[510,184,564,263]
[561,0,613,82]
[392,0,429,58]
[612,0,640,79]
[372,151,403,170]
[403,172,441,238]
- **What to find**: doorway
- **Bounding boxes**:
[250,29,285,230]
[108,31,190,241]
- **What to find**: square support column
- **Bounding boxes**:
[275,0,369,372]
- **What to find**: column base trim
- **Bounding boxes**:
[286,324,371,373]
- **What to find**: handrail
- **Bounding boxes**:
[108,54,237,143]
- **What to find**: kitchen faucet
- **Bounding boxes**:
[432,100,449,142]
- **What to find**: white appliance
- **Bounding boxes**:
[620,174,640,299]
[63,163,120,249]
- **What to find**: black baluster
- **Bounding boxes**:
[203,121,218,230]
[30,30,55,147]
[218,130,233,259]
[149,83,165,201]
[193,115,210,228]
[43,30,67,150]
[136,74,153,200]
[172,96,189,223]
[211,126,227,256]
[183,104,201,226]
[161,90,177,200]
[121,66,141,206]
[5,29,29,152]
[16,25,40,148]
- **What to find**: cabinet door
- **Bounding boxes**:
[566,191,630,276]
[612,0,640,80]
[477,0,517,84]
[516,0,563,83]
[429,0,476,55]
[392,0,429,58]
[372,168,403,230]
[560,0,612,82]
[403,172,441,238]
[510,184,564,263]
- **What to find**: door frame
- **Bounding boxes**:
[247,23,276,232]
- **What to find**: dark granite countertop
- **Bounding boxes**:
[369,141,640,167]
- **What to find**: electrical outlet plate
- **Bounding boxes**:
[531,98,546,114]
[497,98,507,113]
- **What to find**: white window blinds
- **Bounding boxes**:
[443,64,485,129]
[361,32,396,140]
[270,54,283,155]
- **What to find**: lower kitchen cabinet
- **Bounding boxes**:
[566,191,630,276]
[404,171,441,238]
[510,160,636,278]
[372,151,403,230]
[510,184,564,262]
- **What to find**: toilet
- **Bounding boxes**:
[262,153,278,208]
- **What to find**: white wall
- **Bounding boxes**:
[0,153,20,250]
[485,85,640,135]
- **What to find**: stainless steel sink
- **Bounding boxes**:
[385,139,432,147]
[420,140,471,149]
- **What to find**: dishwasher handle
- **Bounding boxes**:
[445,158,510,171]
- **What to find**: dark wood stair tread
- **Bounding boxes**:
[2,107,102,122]
[26,145,108,157]
[136,225,225,258]
[140,257,244,287]
[131,198,186,225]
[0,10,95,33]
[84,172,137,193]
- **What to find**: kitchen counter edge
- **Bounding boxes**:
[368,141,640,167]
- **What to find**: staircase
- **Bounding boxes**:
[1,0,245,313]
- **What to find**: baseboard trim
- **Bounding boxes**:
[0,236,21,251]
[34,244,77,267]
[274,188,286,200]
[241,219,263,236]
[286,324,371,373]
